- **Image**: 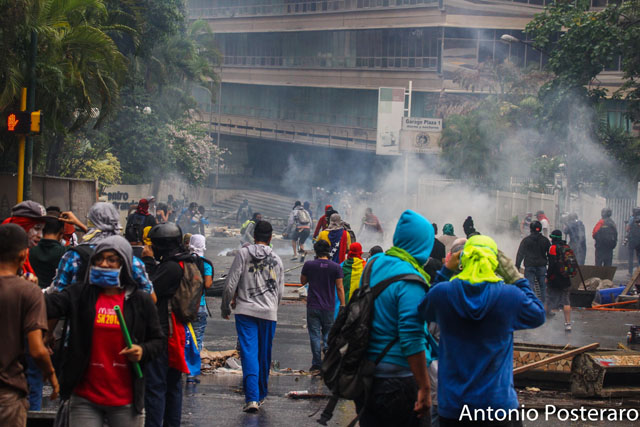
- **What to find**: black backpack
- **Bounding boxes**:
[318,256,428,426]
[595,221,617,249]
[125,213,146,242]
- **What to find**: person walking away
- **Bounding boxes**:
[418,235,545,426]
[520,213,533,238]
[437,224,457,254]
[547,230,575,331]
[625,207,640,276]
[236,200,253,227]
[300,240,345,374]
[187,234,213,383]
[313,205,335,240]
[341,242,366,304]
[303,201,314,224]
[317,213,351,264]
[288,201,312,261]
[355,210,434,426]
[45,236,164,427]
[536,210,550,238]
[359,207,384,246]
[142,223,199,427]
[425,223,446,280]
[221,221,284,412]
[125,199,157,258]
[240,213,262,246]
[592,208,617,267]
[29,217,66,289]
[0,224,58,427]
[516,221,550,306]
[564,213,587,265]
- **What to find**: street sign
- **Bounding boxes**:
[400,117,442,153]
[402,117,442,132]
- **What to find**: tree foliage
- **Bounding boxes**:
[0,0,222,186]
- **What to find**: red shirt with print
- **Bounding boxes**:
[74,292,134,406]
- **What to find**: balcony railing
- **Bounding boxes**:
[194,111,377,151]
[493,0,615,6]
[188,0,438,19]
[222,54,438,70]
[200,103,377,129]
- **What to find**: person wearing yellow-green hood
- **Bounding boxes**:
[418,235,545,425]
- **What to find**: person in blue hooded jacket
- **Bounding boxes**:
[418,235,545,426]
[355,210,434,427]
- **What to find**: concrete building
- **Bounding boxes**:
[187,0,628,187]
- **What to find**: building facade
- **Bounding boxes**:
[187,0,627,185]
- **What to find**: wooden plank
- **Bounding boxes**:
[513,343,600,375]
[620,268,640,297]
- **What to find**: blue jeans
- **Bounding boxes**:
[524,266,547,303]
[193,305,208,353]
[26,348,43,410]
[235,314,276,403]
[144,347,183,427]
[307,308,334,368]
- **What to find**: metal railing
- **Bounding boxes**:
[188,0,438,19]
[194,110,377,151]
[199,103,377,129]
[493,0,615,7]
[222,54,438,70]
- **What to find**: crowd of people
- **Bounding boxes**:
[1,194,638,427]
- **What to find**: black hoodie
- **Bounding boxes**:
[516,232,551,269]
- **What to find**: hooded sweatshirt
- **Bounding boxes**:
[221,244,284,321]
[417,270,545,419]
[366,210,434,372]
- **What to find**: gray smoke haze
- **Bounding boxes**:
[278,94,633,264]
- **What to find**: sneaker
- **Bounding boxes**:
[309,365,321,375]
[243,401,260,413]
[299,250,307,262]
[258,399,265,407]
[290,255,298,260]
[565,322,572,332]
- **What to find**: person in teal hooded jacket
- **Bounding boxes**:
[418,235,545,426]
[355,210,434,427]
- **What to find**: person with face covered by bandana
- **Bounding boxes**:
[317,213,351,264]
[45,236,163,427]
[418,235,545,426]
[50,202,155,300]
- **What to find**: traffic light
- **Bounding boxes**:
[6,112,31,133]
[30,111,41,133]
[4,111,42,134]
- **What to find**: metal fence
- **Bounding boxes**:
[188,0,438,19]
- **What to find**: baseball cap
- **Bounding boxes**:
[11,201,47,219]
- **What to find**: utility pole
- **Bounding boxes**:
[16,88,27,203]
[403,81,412,195]
[25,30,37,200]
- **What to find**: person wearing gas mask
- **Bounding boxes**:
[45,235,163,427]
[142,223,197,427]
